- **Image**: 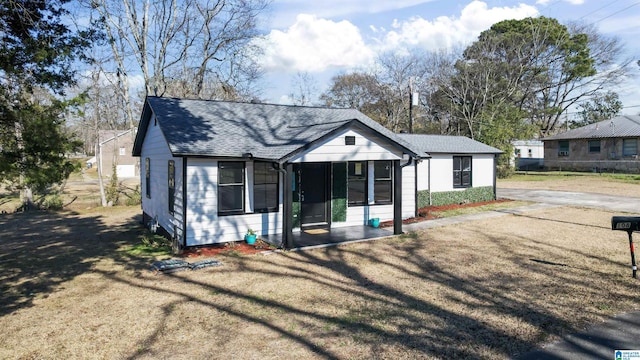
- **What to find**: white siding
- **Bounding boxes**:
[429,155,454,192]
[185,159,284,246]
[416,159,429,191]
[289,129,403,163]
[472,154,495,187]
[140,114,184,242]
[401,162,416,218]
[418,154,495,192]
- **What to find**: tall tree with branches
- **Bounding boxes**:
[0,0,96,207]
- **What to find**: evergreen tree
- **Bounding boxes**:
[0,0,96,207]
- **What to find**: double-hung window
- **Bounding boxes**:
[145,158,151,198]
[168,160,175,214]
[588,140,601,153]
[218,162,244,215]
[373,161,392,204]
[348,161,367,206]
[453,156,472,188]
[254,161,279,212]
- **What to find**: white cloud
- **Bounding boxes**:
[268,0,436,29]
[376,0,539,52]
[257,14,375,72]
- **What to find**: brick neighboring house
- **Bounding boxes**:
[542,115,640,173]
[97,129,139,178]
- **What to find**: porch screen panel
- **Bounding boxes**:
[218,162,244,215]
[373,161,392,204]
[348,161,367,206]
[332,162,347,222]
[254,161,279,212]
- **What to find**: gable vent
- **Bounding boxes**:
[345,136,356,145]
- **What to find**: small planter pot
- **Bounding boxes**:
[369,218,380,228]
[245,234,257,245]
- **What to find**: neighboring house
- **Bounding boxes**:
[511,139,544,170]
[132,97,420,249]
[542,116,640,173]
[97,129,139,178]
[399,134,502,208]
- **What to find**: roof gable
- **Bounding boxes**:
[133,97,417,161]
[542,115,640,141]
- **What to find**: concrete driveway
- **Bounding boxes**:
[498,188,640,213]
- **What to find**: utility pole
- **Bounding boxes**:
[409,77,419,134]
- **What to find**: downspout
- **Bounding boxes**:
[414,159,420,217]
[182,158,188,249]
[428,157,432,206]
[493,154,497,200]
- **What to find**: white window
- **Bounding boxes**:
[119,147,126,156]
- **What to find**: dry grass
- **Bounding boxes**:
[499,173,640,197]
[1,175,639,359]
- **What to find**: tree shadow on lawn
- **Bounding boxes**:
[0,209,145,317]
[92,231,616,359]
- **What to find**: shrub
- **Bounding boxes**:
[125,185,141,206]
[42,194,63,210]
[106,164,119,205]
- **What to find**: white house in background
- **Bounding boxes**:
[132,96,419,249]
[511,139,544,170]
[97,129,139,178]
[398,134,502,208]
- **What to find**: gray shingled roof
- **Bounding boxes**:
[542,115,640,141]
[398,134,502,155]
[134,97,417,161]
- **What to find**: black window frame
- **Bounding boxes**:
[348,161,367,206]
[218,161,245,216]
[373,160,392,204]
[453,156,472,188]
[558,141,570,156]
[168,160,175,214]
[145,157,150,198]
[588,140,601,153]
[253,161,279,213]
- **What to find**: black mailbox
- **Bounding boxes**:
[611,216,640,232]
[611,216,640,278]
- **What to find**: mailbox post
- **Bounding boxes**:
[611,216,640,278]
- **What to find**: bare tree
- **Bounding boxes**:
[88,0,268,102]
[289,72,318,106]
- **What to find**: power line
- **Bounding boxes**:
[593,1,640,24]
[578,0,623,20]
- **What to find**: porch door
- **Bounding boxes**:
[300,162,329,226]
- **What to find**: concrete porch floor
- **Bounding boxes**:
[261,225,395,250]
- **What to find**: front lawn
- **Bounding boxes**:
[1,204,638,359]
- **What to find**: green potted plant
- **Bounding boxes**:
[245,229,257,245]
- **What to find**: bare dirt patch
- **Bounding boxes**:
[1,204,638,359]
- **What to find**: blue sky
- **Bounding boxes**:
[253,0,640,112]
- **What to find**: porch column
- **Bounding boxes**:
[282,163,293,249]
[393,159,402,235]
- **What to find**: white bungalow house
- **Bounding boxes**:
[132,97,419,249]
[133,97,503,249]
[398,134,502,208]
